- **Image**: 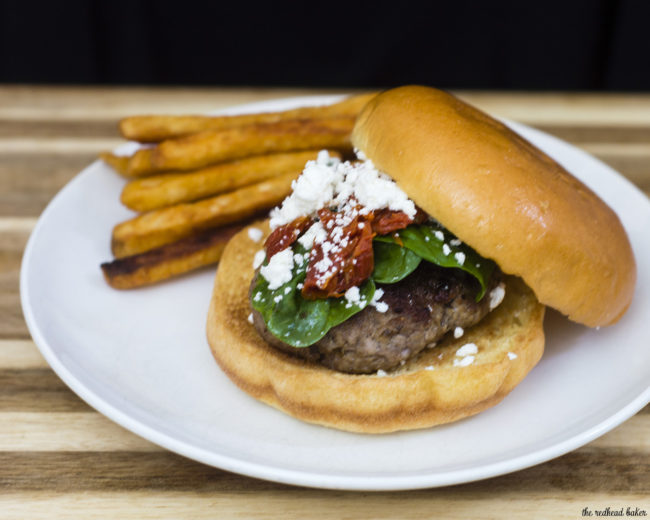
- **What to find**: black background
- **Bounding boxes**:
[1,0,649,90]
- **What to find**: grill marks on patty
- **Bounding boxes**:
[251,262,501,374]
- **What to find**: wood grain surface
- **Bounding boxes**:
[1,86,648,519]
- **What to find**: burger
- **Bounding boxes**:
[206,86,636,433]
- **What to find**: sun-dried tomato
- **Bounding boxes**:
[264,216,312,258]
[266,205,426,299]
[301,208,375,299]
[372,209,412,235]
[371,207,428,235]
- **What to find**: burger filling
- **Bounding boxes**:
[250,151,505,373]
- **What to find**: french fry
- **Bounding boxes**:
[120,150,338,212]
[101,222,247,289]
[100,148,157,178]
[126,148,157,177]
[99,152,130,176]
[149,117,354,173]
[111,171,298,258]
[119,92,377,142]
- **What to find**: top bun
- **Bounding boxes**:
[352,86,636,327]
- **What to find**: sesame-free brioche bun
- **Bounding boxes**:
[352,86,636,327]
[207,222,545,433]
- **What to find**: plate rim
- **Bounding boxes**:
[19,94,650,491]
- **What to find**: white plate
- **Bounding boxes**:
[21,95,650,491]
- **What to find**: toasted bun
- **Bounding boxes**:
[352,86,636,327]
[207,223,545,433]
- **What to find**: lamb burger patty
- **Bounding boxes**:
[251,262,502,374]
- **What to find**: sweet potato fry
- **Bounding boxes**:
[149,117,354,173]
[111,171,297,258]
[119,92,377,142]
[100,148,157,178]
[99,152,130,176]
[126,148,157,177]
[120,150,338,212]
[101,222,247,289]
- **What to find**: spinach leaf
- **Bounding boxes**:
[375,224,495,300]
[372,240,421,284]
[251,245,375,347]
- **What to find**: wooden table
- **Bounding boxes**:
[1,87,648,518]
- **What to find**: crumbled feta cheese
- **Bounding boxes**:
[442,244,451,256]
[507,352,518,360]
[260,248,294,289]
[369,288,389,313]
[247,313,254,324]
[453,355,475,367]
[337,159,416,218]
[269,152,342,229]
[374,302,389,313]
[253,291,262,302]
[456,343,478,357]
[434,230,444,241]
[454,326,464,339]
[247,227,263,243]
[297,221,327,250]
[376,369,387,377]
[454,252,466,265]
[450,238,462,246]
[269,150,416,230]
[489,283,506,310]
[252,250,266,270]
[344,286,361,304]
[314,256,333,274]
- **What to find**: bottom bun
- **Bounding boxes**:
[206,222,546,433]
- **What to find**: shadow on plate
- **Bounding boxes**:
[542,307,587,360]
